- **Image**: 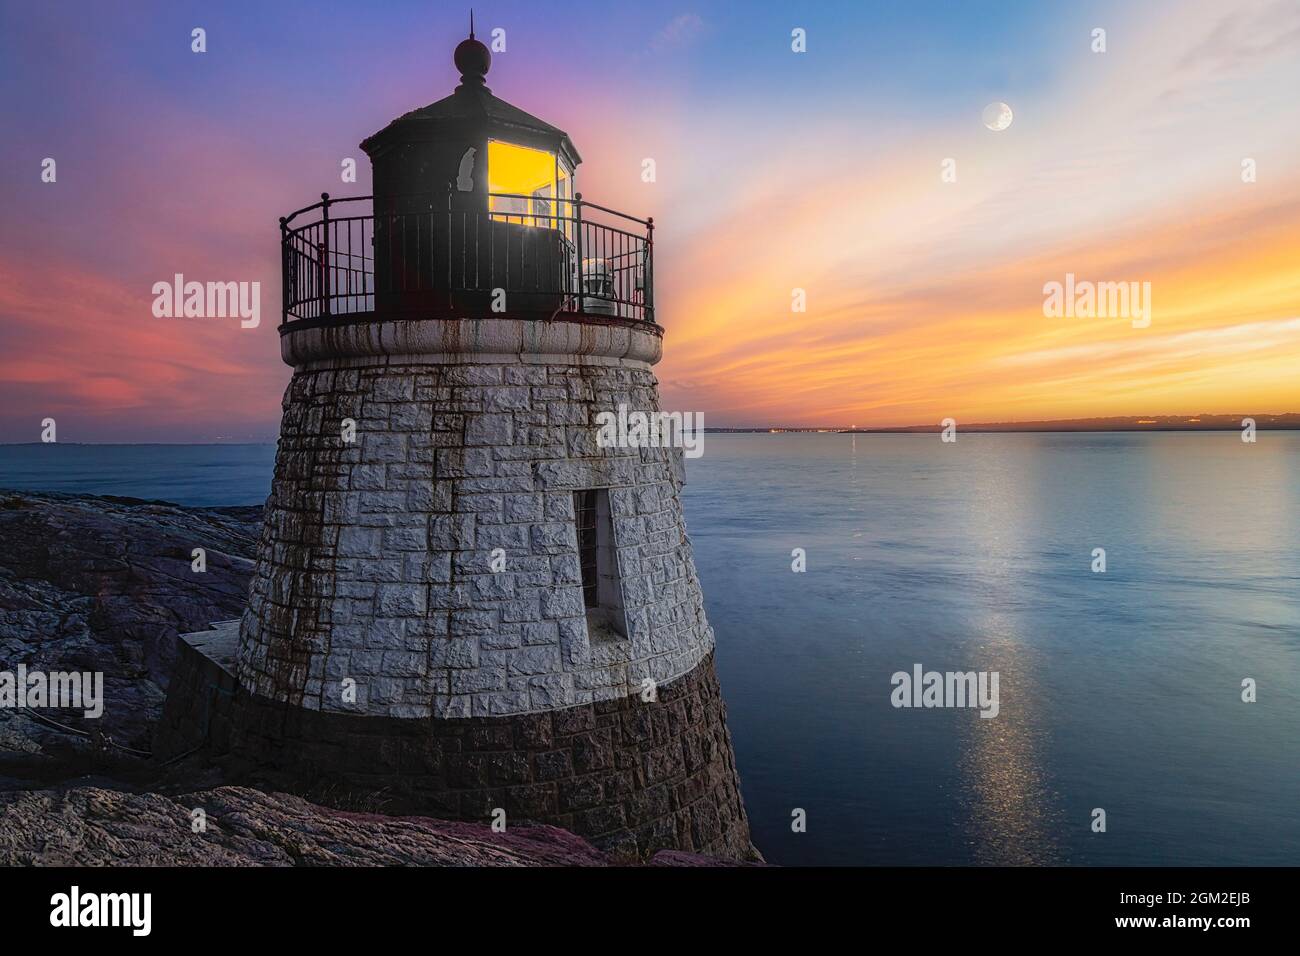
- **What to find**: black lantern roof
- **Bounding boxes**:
[360,28,581,169]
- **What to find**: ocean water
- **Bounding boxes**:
[2,433,1298,866]
[0,443,276,507]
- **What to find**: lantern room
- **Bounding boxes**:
[279,28,653,324]
[360,26,581,216]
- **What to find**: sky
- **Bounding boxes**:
[1,0,1298,441]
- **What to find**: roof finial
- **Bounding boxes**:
[454,13,492,88]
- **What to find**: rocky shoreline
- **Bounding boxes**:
[0,490,740,866]
[0,785,712,866]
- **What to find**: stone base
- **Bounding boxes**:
[156,633,757,863]
[153,621,240,762]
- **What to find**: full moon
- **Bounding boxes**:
[982,102,1014,131]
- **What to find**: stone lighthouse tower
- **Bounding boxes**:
[184,31,757,861]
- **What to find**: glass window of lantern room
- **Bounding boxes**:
[487,139,558,225]
[557,161,573,241]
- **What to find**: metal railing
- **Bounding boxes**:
[279,192,654,325]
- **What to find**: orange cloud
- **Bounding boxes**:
[654,189,1300,426]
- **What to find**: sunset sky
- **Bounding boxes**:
[2,0,1298,441]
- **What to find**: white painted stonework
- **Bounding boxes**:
[236,317,715,719]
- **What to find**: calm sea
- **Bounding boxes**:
[2,433,1298,866]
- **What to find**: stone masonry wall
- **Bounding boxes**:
[226,651,756,861]
[236,358,715,719]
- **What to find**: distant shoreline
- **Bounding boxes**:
[712,429,1300,434]
[1,413,1298,444]
[709,413,1300,433]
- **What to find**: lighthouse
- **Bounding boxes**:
[160,29,756,862]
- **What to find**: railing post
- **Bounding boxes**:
[447,184,454,305]
[645,216,654,324]
[319,192,331,318]
[574,192,584,314]
[279,217,289,323]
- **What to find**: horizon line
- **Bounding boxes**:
[3,412,1299,446]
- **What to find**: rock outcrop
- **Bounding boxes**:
[0,785,617,866]
[0,491,260,762]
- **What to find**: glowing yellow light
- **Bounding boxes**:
[487,139,556,194]
[486,140,570,223]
